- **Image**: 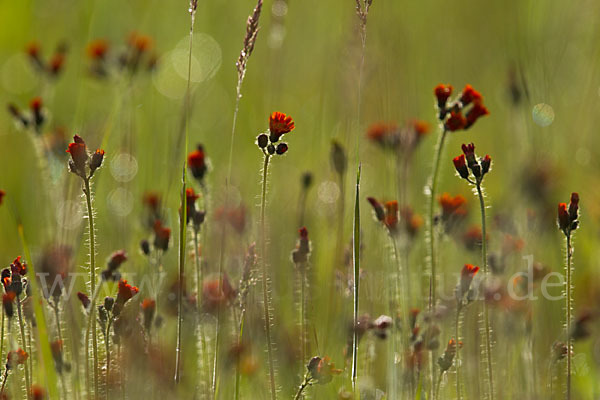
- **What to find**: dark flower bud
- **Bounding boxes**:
[90,149,105,173]
[437,338,459,372]
[104,297,115,312]
[453,155,469,179]
[480,155,491,175]
[367,197,385,222]
[568,192,579,222]
[330,140,347,176]
[275,143,288,155]
[301,172,313,189]
[461,143,476,166]
[140,239,150,255]
[267,144,275,155]
[257,134,269,149]
[3,292,15,318]
[77,292,90,310]
[557,203,570,232]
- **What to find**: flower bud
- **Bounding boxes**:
[257,134,269,149]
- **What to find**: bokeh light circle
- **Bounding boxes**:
[110,153,138,182]
[532,103,555,127]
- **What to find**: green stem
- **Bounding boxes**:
[566,234,572,400]
[234,312,245,400]
[476,183,494,400]
[293,375,310,400]
[351,165,361,392]
[260,153,277,400]
[175,164,187,384]
[427,128,447,400]
[83,177,99,399]
[427,128,447,311]
[105,319,112,400]
[16,295,31,400]
[455,307,462,400]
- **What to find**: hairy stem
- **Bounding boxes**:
[83,177,99,399]
[566,234,572,400]
[426,128,447,400]
[293,375,310,400]
[105,319,112,400]
[455,307,462,400]
[16,296,31,400]
[427,128,447,311]
[175,164,187,384]
[260,153,277,400]
[476,183,494,400]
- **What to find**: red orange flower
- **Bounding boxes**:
[10,256,26,276]
[384,201,399,233]
[465,102,489,129]
[66,135,88,176]
[87,39,109,60]
[434,84,453,108]
[459,84,482,106]
[453,154,469,179]
[444,111,466,131]
[0,190,5,206]
[153,220,171,251]
[187,145,207,182]
[117,279,139,304]
[268,111,294,140]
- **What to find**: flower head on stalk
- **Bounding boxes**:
[187,144,208,185]
[456,264,479,304]
[437,338,461,372]
[66,135,105,180]
[434,84,489,130]
[558,192,580,236]
[292,227,311,264]
[184,187,206,231]
[367,197,400,236]
[452,143,492,185]
[306,356,342,385]
[257,112,295,155]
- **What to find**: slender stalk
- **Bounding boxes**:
[83,177,99,399]
[0,369,8,396]
[455,307,462,400]
[427,128,447,311]
[105,319,112,400]
[476,183,494,400]
[293,374,310,400]
[234,313,245,400]
[351,164,361,392]
[426,128,447,400]
[175,163,187,384]
[260,153,277,400]
[565,234,572,400]
[212,222,227,398]
[16,295,31,400]
[299,265,307,374]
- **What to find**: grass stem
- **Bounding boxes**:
[476,182,494,400]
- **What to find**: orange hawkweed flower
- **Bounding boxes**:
[384,201,399,233]
[116,279,139,304]
[187,145,207,182]
[153,220,171,251]
[66,135,88,176]
[439,193,466,218]
[31,384,46,400]
[0,190,5,206]
[444,111,467,131]
[453,154,469,179]
[557,203,570,232]
[459,84,482,106]
[434,84,453,108]
[557,192,580,235]
[366,122,397,144]
[87,39,109,60]
[307,356,342,384]
[268,111,294,140]
[458,264,479,298]
[7,348,28,369]
[10,256,26,276]
[465,102,489,129]
[129,32,153,53]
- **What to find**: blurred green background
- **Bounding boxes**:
[1,0,600,398]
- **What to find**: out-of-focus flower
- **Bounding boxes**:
[187,145,208,183]
[306,356,342,384]
[153,220,171,251]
